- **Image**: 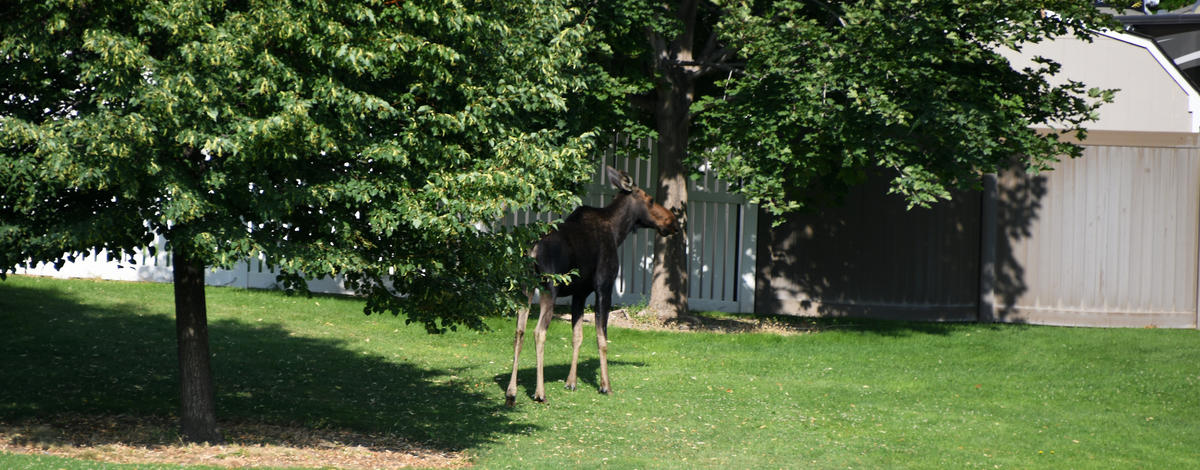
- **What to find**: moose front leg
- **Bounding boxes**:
[595,289,613,394]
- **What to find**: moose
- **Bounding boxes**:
[506,166,679,405]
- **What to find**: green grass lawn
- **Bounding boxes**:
[2,275,1199,468]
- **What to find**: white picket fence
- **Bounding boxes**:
[13,236,356,295]
[15,142,757,312]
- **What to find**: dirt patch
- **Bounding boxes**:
[562,309,820,336]
[1,414,468,469]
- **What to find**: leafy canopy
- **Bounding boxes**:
[577,1,1117,214]
[0,0,599,331]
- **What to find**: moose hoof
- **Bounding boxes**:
[533,394,547,403]
[598,386,610,395]
[505,395,516,407]
[565,383,577,391]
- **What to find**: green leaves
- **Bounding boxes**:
[1,0,600,331]
[692,0,1114,215]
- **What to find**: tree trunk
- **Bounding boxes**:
[646,0,699,320]
[173,248,223,444]
[648,81,692,320]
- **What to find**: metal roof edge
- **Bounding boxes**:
[1114,14,1200,26]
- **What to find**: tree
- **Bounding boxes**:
[1,0,595,442]
[579,1,1115,319]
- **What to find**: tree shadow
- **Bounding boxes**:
[993,165,1047,323]
[754,173,982,327]
[694,311,972,337]
[0,282,530,452]
[754,167,1046,328]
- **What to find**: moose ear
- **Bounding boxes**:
[605,166,635,193]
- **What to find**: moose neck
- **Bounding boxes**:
[602,193,642,247]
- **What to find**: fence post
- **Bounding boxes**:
[737,204,757,313]
[978,173,998,323]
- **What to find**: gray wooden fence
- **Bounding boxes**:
[992,133,1200,327]
[755,174,982,322]
[757,131,1200,328]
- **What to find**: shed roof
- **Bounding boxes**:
[1001,27,1200,133]
[1112,2,1200,86]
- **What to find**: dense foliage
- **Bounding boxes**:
[579,1,1117,218]
[693,1,1117,214]
[0,0,598,331]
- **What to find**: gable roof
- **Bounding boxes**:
[1002,27,1200,133]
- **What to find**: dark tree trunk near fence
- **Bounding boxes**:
[172,248,222,444]
[646,0,700,320]
[648,80,692,320]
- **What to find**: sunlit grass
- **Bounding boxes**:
[3,275,1199,469]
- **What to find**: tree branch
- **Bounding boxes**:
[628,91,656,113]
[674,59,744,73]
[646,27,671,73]
[699,27,722,63]
[805,0,847,27]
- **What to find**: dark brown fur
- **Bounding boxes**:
[506,166,678,405]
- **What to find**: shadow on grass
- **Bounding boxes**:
[801,317,957,336]
[689,310,1009,337]
[0,282,529,451]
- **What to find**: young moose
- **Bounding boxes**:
[506,166,679,405]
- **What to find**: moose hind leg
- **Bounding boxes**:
[532,292,555,402]
[565,296,586,391]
